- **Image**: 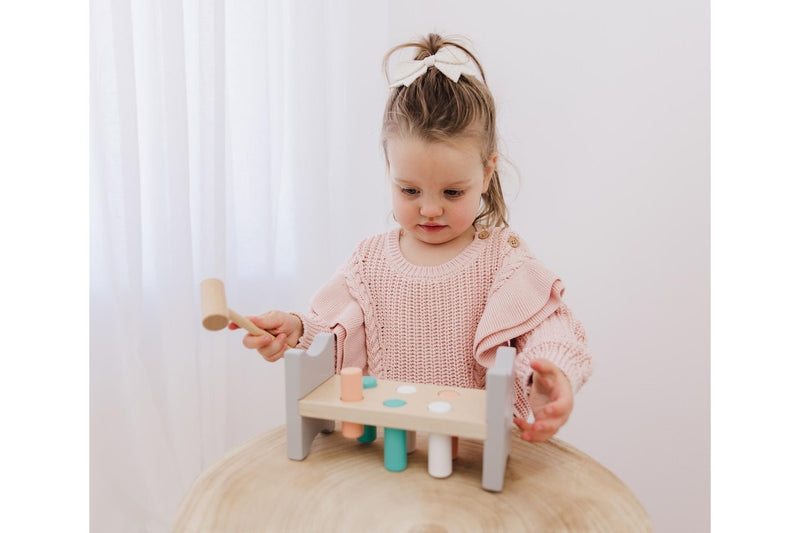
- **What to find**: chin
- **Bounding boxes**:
[418,233,457,246]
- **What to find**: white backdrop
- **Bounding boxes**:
[91,1,708,531]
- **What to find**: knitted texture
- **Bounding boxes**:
[298,227,593,417]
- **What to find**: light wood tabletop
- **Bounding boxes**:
[174,425,652,532]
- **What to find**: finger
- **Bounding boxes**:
[513,416,532,431]
[519,424,554,442]
[540,401,564,419]
[531,372,557,393]
[513,417,537,442]
[530,358,558,377]
[261,349,284,363]
[529,403,549,423]
[258,333,287,362]
[231,314,267,331]
[532,360,570,396]
[242,332,271,350]
[535,418,560,435]
[258,341,283,362]
[251,312,287,332]
[523,420,559,442]
[542,395,573,420]
[243,328,284,353]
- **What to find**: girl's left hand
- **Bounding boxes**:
[513,359,574,442]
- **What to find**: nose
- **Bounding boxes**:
[419,199,443,218]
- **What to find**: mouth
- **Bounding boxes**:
[418,223,446,232]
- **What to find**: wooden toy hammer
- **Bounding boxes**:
[200,278,273,339]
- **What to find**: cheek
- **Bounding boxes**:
[465,193,485,221]
[391,194,412,220]
[449,197,480,225]
[466,192,483,213]
[390,191,403,212]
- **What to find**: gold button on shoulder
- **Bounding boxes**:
[478,229,490,239]
[508,236,520,248]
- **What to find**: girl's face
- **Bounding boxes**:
[387,135,496,252]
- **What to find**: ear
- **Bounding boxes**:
[482,153,498,193]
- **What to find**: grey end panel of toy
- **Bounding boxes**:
[284,333,337,460]
[482,346,515,492]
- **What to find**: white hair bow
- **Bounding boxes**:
[389,46,476,88]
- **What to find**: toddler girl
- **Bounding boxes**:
[235,33,593,442]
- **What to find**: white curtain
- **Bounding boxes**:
[91,1,391,530]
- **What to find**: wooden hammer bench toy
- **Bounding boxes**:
[284,333,516,492]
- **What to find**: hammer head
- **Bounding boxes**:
[200,278,229,331]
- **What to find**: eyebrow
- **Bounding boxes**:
[392,178,472,188]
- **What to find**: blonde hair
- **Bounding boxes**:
[381,33,508,228]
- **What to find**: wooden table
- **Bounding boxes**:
[175,425,652,532]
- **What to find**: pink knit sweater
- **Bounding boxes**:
[297,227,592,417]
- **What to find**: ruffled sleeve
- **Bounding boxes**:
[473,234,564,367]
[297,265,367,374]
[512,305,592,396]
[473,231,592,415]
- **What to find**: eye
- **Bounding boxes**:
[444,190,464,197]
[400,187,419,196]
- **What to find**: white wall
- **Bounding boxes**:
[380,2,709,531]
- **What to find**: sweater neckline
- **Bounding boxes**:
[385,227,488,279]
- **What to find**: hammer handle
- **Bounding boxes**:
[228,309,274,339]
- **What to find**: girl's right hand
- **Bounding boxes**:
[228,311,303,362]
